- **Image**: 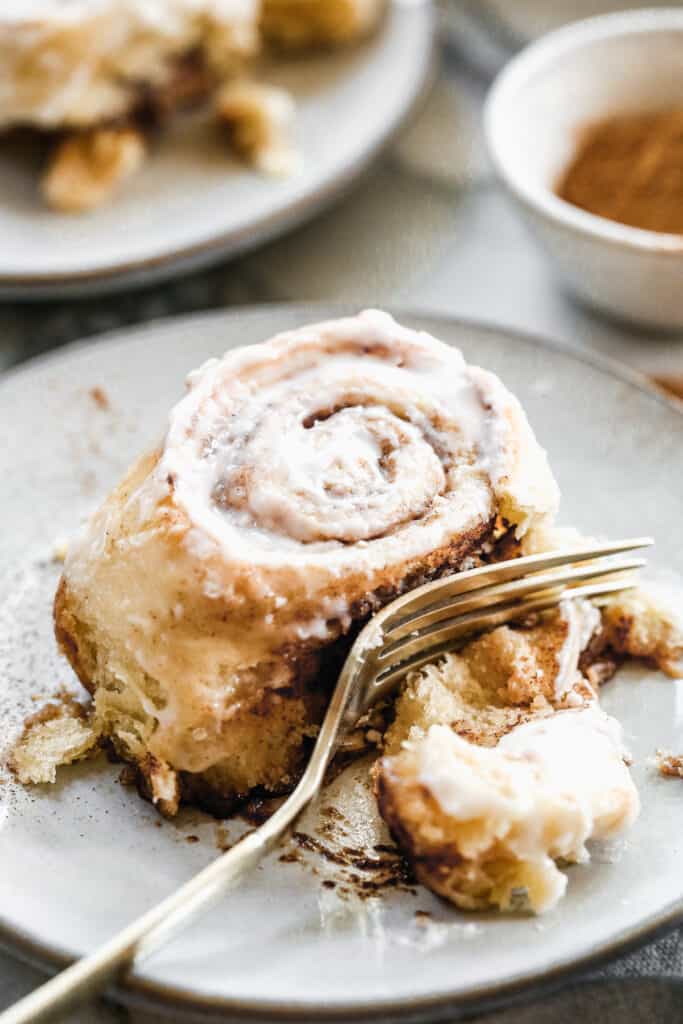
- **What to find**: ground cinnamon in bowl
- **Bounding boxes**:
[557,109,683,234]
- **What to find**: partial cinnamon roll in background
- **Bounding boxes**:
[0,0,387,211]
[52,310,559,815]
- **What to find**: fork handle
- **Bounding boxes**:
[0,779,316,1024]
[2,601,365,1024]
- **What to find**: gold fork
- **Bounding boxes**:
[1,536,651,1024]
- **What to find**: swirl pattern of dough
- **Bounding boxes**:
[54,311,559,815]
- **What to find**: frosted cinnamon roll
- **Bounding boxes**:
[54,310,558,815]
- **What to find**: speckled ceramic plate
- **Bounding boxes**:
[0,5,433,300]
[1,306,683,1022]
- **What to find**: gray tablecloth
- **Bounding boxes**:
[2,15,683,1024]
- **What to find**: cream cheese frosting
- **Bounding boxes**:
[156,309,559,574]
[554,598,601,700]
[413,707,639,912]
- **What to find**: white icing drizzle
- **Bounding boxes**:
[554,598,601,700]
[155,311,518,580]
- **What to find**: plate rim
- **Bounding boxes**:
[0,7,435,299]
[1,302,683,1022]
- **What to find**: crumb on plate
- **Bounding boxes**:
[42,128,146,213]
[89,387,110,410]
[656,750,683,778]
[8,694,100,785]
[52,537,69,563]
[215,80,297,175]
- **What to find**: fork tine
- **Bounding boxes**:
[378,565,643,667]
[376,569,640,666]
[379,536,653,633]
[382,556,646,646]
[366,578,638,702]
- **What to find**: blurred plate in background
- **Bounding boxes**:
[0,4,433,300]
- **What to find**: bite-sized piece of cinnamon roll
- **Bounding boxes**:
[599,588,683,677]
[517,522,683,679]
[53,310,558,815]
[42,128,147,213]
[215,80,297,175]
[375,708,639,914]
[374,591,653,914]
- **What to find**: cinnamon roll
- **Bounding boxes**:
[54,310,559,815]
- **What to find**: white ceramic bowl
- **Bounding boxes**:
[485,9,683,329]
